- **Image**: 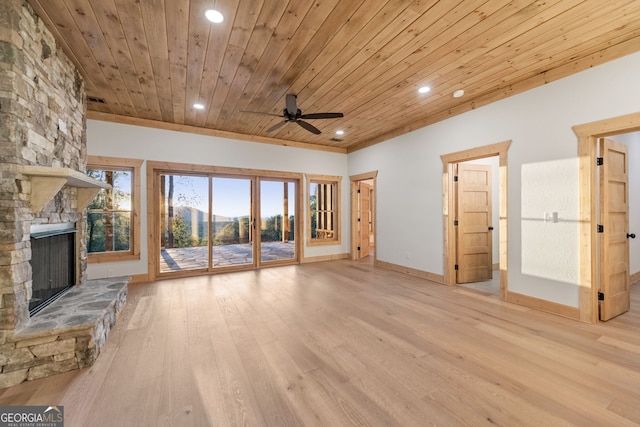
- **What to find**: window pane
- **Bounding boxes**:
[87,212,131,252]
[309,180,337,241]
[260,180,295,263]
[211,177,253,269]
[87,212,106,252]
[86,169,132,210]
[160,174,209,272]
[112,171,132,210]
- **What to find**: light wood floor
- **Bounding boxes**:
[1,260,639,426]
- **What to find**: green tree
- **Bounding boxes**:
[310,194,318,238]
[162,175,204,248]
[214,221,239,245]
[172,217,198,247]
[261,215,282,242]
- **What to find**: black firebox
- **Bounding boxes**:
[29,223,76,315]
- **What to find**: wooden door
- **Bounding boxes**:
[599,138,630,321]
[358,182,372,258]
[456,164,492,283]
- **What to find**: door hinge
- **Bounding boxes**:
[597,224,604,233]
[454,219,459,226]
[454,176,458,182]
[454,264,459,271]
[357,218,361,222]
[597,157,604,166]
[598,292,604,301]
[357,246,361,251]
[357,189,361,193]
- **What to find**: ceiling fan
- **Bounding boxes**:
[241,94,344,135]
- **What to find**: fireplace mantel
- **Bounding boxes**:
[19,165,111,212]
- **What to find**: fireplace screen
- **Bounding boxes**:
[29,225,76,315]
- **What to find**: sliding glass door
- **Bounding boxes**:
[155,165,300,277]
[259,179,297,264]
[211,177,254,269]
[159,174,209,273]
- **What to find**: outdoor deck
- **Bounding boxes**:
[160,241,295,272]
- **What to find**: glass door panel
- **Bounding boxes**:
[211,177,254,269]
[159,174,209,273]
[260,180,296,263]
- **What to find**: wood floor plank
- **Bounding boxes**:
[1,260,639,426]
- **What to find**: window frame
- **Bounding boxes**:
[306,174,341,246]
[86,156,143,263]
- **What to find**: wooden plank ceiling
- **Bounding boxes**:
[27,0,640,152]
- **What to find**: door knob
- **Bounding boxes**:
[628,233,636,239]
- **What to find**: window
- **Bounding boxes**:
[306,174,341,245]
[86,156,142,262]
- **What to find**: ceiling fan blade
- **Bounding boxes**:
[296,120,321,135]
[266,121,287,133]
[299,112,344,120]
[240,110,283,118]
[285,94,298,116]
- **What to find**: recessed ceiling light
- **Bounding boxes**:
[336,130,344,135]
[193,103,205,110]
[205,9,224,23]
[453,89,465,98]
[418,86,431,94]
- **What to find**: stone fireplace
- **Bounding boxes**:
[0,0,128,388]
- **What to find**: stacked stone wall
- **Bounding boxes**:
[0,0,112,388]
[0,0,87,337]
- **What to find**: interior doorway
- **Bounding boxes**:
[350,171,377,261]
[574,112,640,323]
[441,141,511,299]
[455,160,499,295]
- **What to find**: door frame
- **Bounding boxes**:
[573,111,640,323]
[441,140,511,299]
[350,171,378,260]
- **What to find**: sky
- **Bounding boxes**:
[93,170,296,218]
[165,175,296,218]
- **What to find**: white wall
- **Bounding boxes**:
[611,132,640,275]
[348,51,640,307]
[86,121,349,279]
